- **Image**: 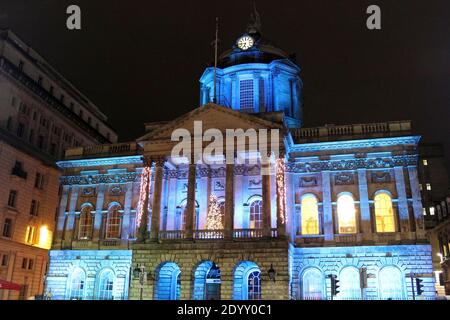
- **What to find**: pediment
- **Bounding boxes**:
[138,104,285,142]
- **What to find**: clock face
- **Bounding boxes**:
[237,36,254,50]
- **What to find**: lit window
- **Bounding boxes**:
[379,266,404,300]
[38,226,51,249]
[338,267,361,300]
[239,79,254,113]
[426,184,432,191]
[337,194,357,234]
[97,270,115,300]
[430,207,435,216]
[423,160,428,166]
[247,270,261,300]
[25,226,36,244]
[78,205,93,240]
[423,208,427,216]
[302,268,324,300]
[301,195,320,235]
[106,205,122,239]
[374,193,396,233]
[419,184,423,191]
[250,200,263,230]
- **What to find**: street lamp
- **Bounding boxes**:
[268,264,276,282]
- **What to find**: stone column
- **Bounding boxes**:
[121,182,133,240]
[322,171,334,242]
[185,164,197,239]
[276,160,287,237]
[408,166,426,237]
[358,169,372,237]
[56,185,70,242]
[225,164,235,239]
[285,170,295,242]
[262,164,272,237]
[150,158,165,241]
[394,167,410,233]
[65,186,80,242]
[234,167,244,229]
[93,185,106,240]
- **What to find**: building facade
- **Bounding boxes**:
[45,16,435,300]
[0,30,117,299]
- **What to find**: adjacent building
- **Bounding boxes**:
[44,15,436,301]
[0,29,117,300]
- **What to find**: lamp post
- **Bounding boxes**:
[133,265,146,300]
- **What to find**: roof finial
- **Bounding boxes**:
[247,0,262,34]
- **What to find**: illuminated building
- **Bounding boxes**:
[0,29,117,300]
[45,12,435,300]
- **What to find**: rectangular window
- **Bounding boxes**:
[2,219,12,238]
[16,123,25,138]
[423,160,428,166]
[1,254,8,266]
[423,208,427,216]
[430,207,436,216]
[28,259,33,270]
[8,190,17,208]
[427,184,432,191]
[25,226,36,245]
[18,60,24,71]
[239,79,254,113]
[30,200,39,216]
[35,173,44,189]
[22,258,28,269]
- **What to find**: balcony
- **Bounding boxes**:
[64,142,140,160]
[194,230,224,240]
[158,231,186,241]
[65,239,131,250]
[158,229,279,241]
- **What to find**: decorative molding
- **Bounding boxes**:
[371,171,392,184]
[334,173,354,186]
[214,180,225,191]
[109,185,123,196]
[249,179,262,189]
[299,176,318,188]
[81,187,96,197]
[286,155,418,173]
[57,156,143,169]
[60,173,138,186]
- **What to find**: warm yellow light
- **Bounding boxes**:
[39,225,51,249]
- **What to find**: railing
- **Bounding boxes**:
[159,231,186,241]
[71,239,92,249]
[65,142,139,159]
[99,239,123,247]
[291,121,412,143]
[374,233,400,244]
[194,230,225,240]
[334,234,360,244]
[233,229,263,239]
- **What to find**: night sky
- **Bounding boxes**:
[0,1,449,166]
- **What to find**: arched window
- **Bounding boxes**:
[68,268,85,300]
[106,204,122,239]
[379,266,404,300]
[301,195,320,235]
[338,267,361,300]
[374,193,396,233]
[250,200,263,230]
[155,262,182,300]
[302,268,324,300]
[247,269,261,300]
[96,270,115,300]
[337,194,357,234]
[78,205,93,240]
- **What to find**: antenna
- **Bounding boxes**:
[213,17,219,104]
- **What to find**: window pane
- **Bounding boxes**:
[302,268,324,300]
[250,201,263,230]
[247,271,261,300]
[375,193,395,233]
[301,196,319,235]
[106,206,122,239]
[337,194,357,234]
[79,206,93,240]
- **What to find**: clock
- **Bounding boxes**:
[237,35,254,51]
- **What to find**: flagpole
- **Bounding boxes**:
[213,17,219,104]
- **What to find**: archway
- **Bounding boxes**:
[193,261,221,300]
[154,262,181,300]
[233,261,261,300]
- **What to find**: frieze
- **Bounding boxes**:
[60,173,138,186]
[286,156,418,173]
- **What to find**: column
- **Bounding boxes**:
[150,159,165,241]
[285,171,295,242]
[262,164,272,237]
[137,159,152,242]
[56,185,70,242]
[358,169,372,236]
[408,166,426,237]
[65,186,80,242]
[234,167,244,229]
[225,164,235,239]
[93,185,106,240]
[185,163,197,239]
[321,172,334,241]
[166,175,178,230]
[276,160,286,237]
[394,167,410,233]
[121,182,133,240]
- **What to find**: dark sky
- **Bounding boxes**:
[1,0,449,164]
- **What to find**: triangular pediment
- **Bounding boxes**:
[138,104,285,142]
